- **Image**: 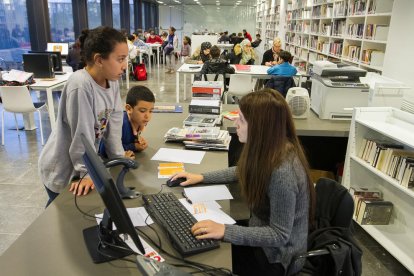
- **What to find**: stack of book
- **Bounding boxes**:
[350,186,393,225]
[164,127,231,151]
[183,81,224,127]
[358,138,414,188]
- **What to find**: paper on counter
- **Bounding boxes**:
[123,234,165,262]
[151,147,205,164]
[179,199,236,225]
[184,185,233,203]
[96,207,154,229]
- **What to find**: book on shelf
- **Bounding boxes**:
[400,162,414,188]
[350,186,383,218]
[356,200,393,225]
[153,105,183,113]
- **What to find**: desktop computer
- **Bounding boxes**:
[23,53,55,79]
[47,42,69,56]
[29,51,63,73]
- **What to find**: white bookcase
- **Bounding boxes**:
[342,107,414,274]
[285,0,394,74]
[256,0,283,51]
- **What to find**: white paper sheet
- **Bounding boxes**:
[184,185,233,203]
[123,234,165,262]
[179,198,236,225]
[95,207,154,229]
[151,147,206,164]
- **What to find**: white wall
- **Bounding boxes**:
[382,0,414,95]
[159,5,256,41]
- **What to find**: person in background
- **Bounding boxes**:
[230,39,255,65]
[146,30,163,44]
[100,86,155,156]
[39,27,129,206]
[251,34,262,48]
[188,41,212,64]
[218,31,230,43]
[66,39,82,71]
[262,37,292,66]
[180,36,192,61]
[171,88,315,276]
[243,29,252,42]
[165,26,179,73]
[200,45,235,77]
[267,50,297,77]
[135,29,145,41]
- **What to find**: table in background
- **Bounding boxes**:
[30,73,71,130]
[0,106,235,275]
[175,63,202,102]
[147,43,162,67]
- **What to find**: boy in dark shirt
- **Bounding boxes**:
[99,86,155,158]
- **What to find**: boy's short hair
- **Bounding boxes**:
[126,86,155,107]
[279,50,292,62]
[210,45,220,58]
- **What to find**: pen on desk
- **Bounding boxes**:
[182,191,192,204]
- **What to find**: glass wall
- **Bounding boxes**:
[0,0,30,70]
[130,0,134,34]
[48,0,75,43]
[87,0,101,29]
[112,0,120,30]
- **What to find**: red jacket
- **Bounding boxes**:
[146,35,163,44]
[244,32,252,42]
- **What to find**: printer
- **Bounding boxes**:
[311,61,370,120]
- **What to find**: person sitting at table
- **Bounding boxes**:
[146,30,163,44]
[227,39,255,65]
[218,31,230,43]
[186,41,212,64]
[39,26,132,206]
[171,88,315,276]
[99,85,155,157]
[267,51,297,77]
[251,33,262,48]
[262,37,293,66]
[199,45,235,83]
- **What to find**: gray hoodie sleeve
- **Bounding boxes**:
[201,166,238,184]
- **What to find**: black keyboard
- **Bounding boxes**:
[142,192,220,256]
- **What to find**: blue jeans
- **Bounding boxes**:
[45,186,59,208]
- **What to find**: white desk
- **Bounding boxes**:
[175,63,202,102]
[147,43,162,67]
[231,64,271,79]
[30,73,71,130]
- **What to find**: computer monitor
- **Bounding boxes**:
[23,53,55,78]
[47,42,69,56]
[29,51,62,72]
[81,134,145,263]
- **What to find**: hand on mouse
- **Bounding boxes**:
[171,172,203,186]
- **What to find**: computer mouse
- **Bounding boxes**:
[166,177,186,187]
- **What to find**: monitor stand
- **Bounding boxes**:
[83,209,132,263]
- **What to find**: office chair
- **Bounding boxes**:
[288,178,362,276]
[224,74,253,104]
[265,75,296,98]
[0,86,47,145]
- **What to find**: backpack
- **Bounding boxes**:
[133,63,147,81]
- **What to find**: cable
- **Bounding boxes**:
[74,172,100,219]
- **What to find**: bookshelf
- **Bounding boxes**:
[256,0,282,52]
[285,0,394,74]
[342,107,414,274]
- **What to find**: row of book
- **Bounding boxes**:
[330,42,343,56]
[357,138,414,188]
[365,24,389,41]
[346,23,364,38]
[348,0,367,16]
[350,186,393,225]
[164,127,231,151]
[343,45,361,62]
[361,49,384,67]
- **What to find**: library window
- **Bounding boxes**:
[130,0,134,34]
[48,0,75,43]
[0,0,30,70]
[112,0,120,30]
[87,0,101,29]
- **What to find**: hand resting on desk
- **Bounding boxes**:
[170,172,204,186]
[69,177,94,196]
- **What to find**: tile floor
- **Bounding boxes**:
[0,63,411,275]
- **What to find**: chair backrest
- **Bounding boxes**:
[0,86,37,113]
[203,73,224,82]
[315,177,354,229]
[265,76,296,98]
[227,74,253,97]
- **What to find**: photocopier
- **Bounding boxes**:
[311,60,370,120]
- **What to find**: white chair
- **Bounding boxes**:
[224,74,254,104]
[203,73,224,82]
[0,86,47,145]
